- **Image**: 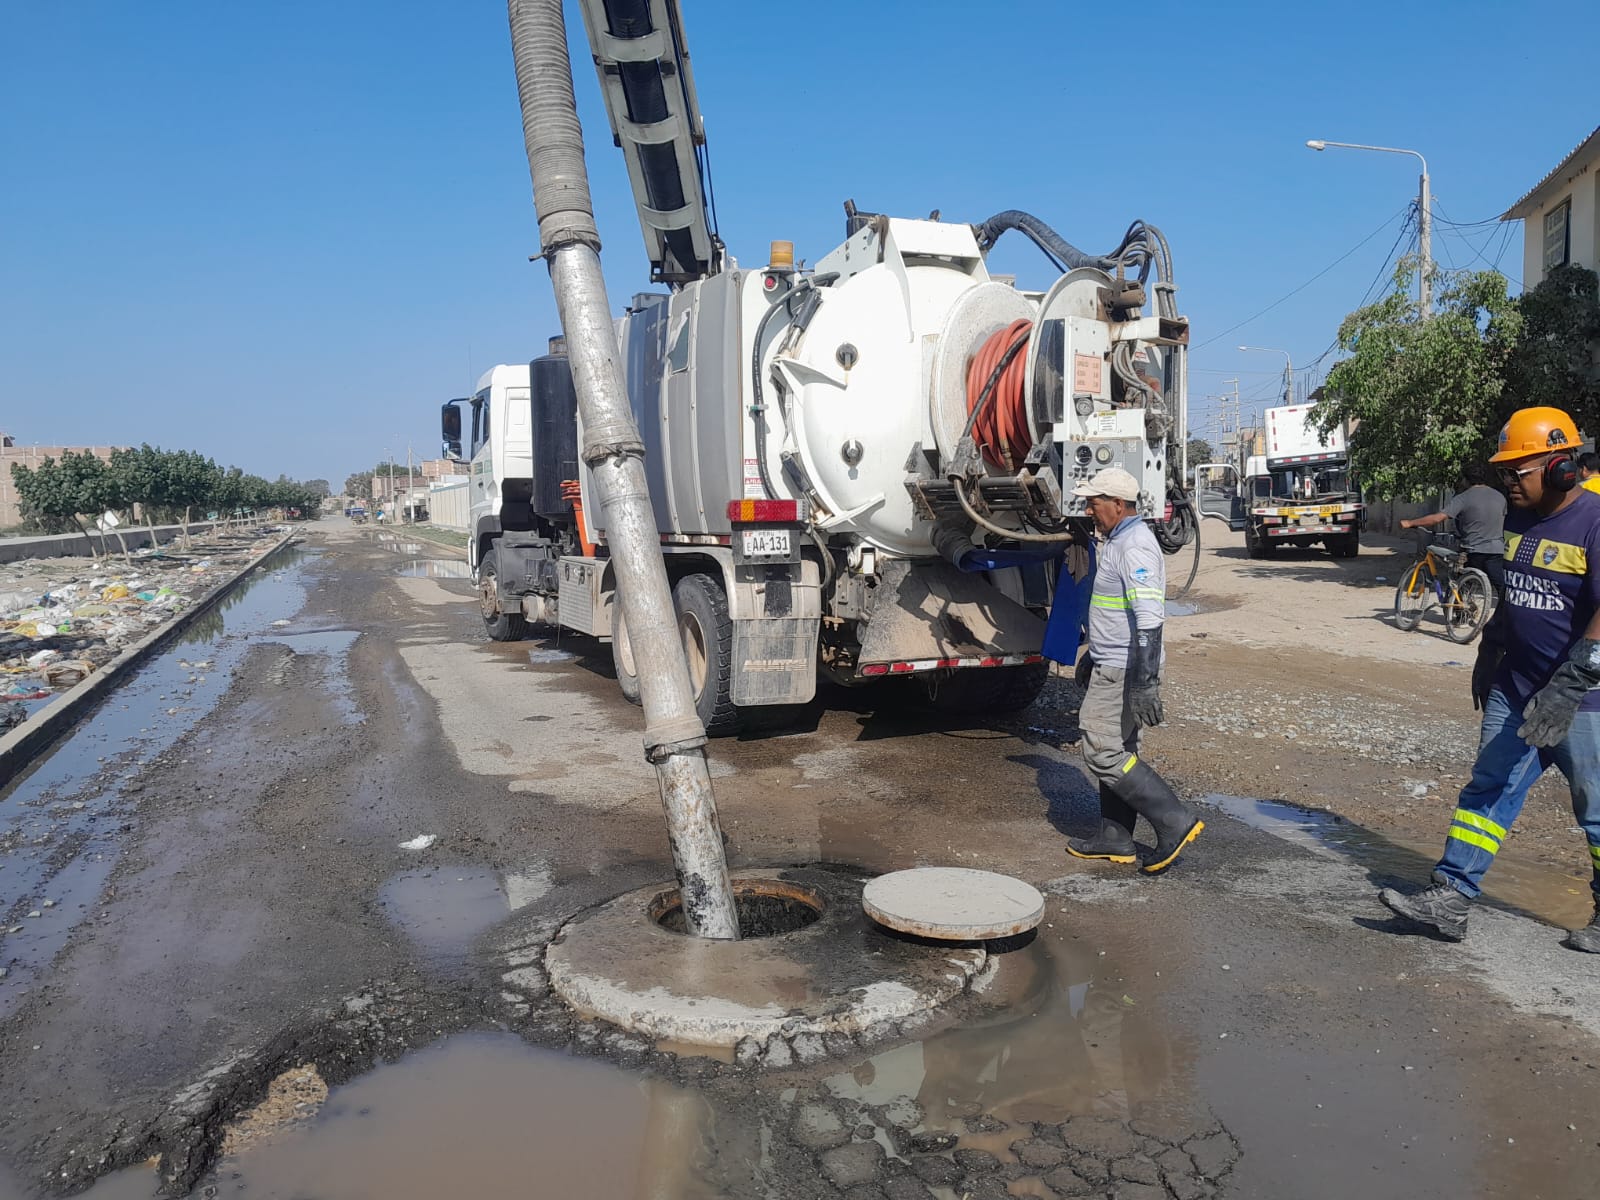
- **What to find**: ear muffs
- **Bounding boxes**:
[1544,453,1578,492]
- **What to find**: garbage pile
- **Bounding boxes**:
[0,529,287,727]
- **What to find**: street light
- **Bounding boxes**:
[1306,138,1431,316]
[1238,345,1293,406]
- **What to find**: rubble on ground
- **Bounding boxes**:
[0,527,287,718]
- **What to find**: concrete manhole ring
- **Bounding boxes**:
[544,867,985,1049]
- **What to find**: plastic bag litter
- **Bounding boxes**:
[0,592,37,617]
[101,584,132,601]
[398,835,437,851]
[41,661,93,687]
[3,682,51,700]
[1,702,28,731]
[26,649,60,669]
[72,603,113,618]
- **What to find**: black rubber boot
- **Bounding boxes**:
[1066,787,1138,863]
[1379,872,1471,942]
[1564,902,1600,953]
[1111,760,1203,875]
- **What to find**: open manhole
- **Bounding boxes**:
[649,877,823,938]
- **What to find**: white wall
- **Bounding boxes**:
[1518,161,1598,288]
[426,479,470,531]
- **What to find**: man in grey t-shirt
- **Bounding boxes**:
[1401,463,1508,598]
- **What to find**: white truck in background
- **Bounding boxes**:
[1195,401,1363,559]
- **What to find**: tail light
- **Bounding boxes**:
[728,499,802,523]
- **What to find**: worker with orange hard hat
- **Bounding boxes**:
[1382,407,1600,952]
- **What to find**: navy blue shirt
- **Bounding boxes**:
[1498,489,1600,712]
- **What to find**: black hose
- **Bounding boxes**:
[976,211,1115,272]
[749,297,787,500]
[1166,496,1202,599]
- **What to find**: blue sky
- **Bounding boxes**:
[1,0,1591,485]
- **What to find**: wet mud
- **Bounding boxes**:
[3,529,1600,1200]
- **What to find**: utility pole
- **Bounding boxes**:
[388,450,396,525]
[1417,166,1432,317]
[1306,139,1431,317]
[507,0,740,939]
[406,444,415,524]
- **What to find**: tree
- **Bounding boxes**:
[1185,438,1216,470]
[8,452,124,557]
[1502,263,1600,435]
[161,450,221,546]
[9,460,77,535]
[1315,259,1522,500]
[344,471,374,500]
[302,479,331,499]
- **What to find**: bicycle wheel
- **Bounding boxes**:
[1393,563,1431,631]
[1445,568,1494,644]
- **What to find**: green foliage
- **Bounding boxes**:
[344,471,374,500]
[1185,437,1217,468]
[1501,263,1600,434]
[1316,259,1522,500]
[10,446,326,534]
[9,459,78,533]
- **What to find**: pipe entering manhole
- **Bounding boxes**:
[650,878,823,938]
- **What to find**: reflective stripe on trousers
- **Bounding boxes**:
[1434,689,1600,899]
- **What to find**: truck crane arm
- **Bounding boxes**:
[575,0,721,285]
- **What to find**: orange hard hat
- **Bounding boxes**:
[1489,407,1581,463]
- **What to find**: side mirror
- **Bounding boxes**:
[441,401,465,459]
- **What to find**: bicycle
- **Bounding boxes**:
[1393,529,1495,644]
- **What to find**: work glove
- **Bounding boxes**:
[1128,625,1164,727]
[1518,638,1600,748]
[1471,627,1506,712]
[1074,652,1094,690]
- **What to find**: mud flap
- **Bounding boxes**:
[731,618,819,705]
[856,560,1046,664]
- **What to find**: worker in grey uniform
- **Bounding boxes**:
[1065,468,1204,874]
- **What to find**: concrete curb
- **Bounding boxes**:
[0,532,300,782]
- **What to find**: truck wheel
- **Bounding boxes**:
[610,597,642,706]
[1246,525,1271,559]
[924,661,1050,715]
[672,573,739,736]
[479,546,527,642]
[1330,532,1360,559]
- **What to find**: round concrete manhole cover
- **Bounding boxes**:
[862,867,1045,940]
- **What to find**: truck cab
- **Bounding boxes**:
[1195,404,1363,559]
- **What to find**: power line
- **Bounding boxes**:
[1194,205,1412,350]
[1296,206,1420,376]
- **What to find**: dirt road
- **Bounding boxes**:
[0,524,1596,1200]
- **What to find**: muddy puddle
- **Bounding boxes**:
[0,546,319,1017]
[396,559,471,579]
[76,1034,704,1200]
[1199,792,1596,929]
[378,861,552,965]
[259,628,363,724]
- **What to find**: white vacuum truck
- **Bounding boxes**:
[442,0,1193,734]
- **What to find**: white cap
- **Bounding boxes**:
[1071,467,1140,502]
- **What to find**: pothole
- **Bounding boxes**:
[650,878,823,937]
